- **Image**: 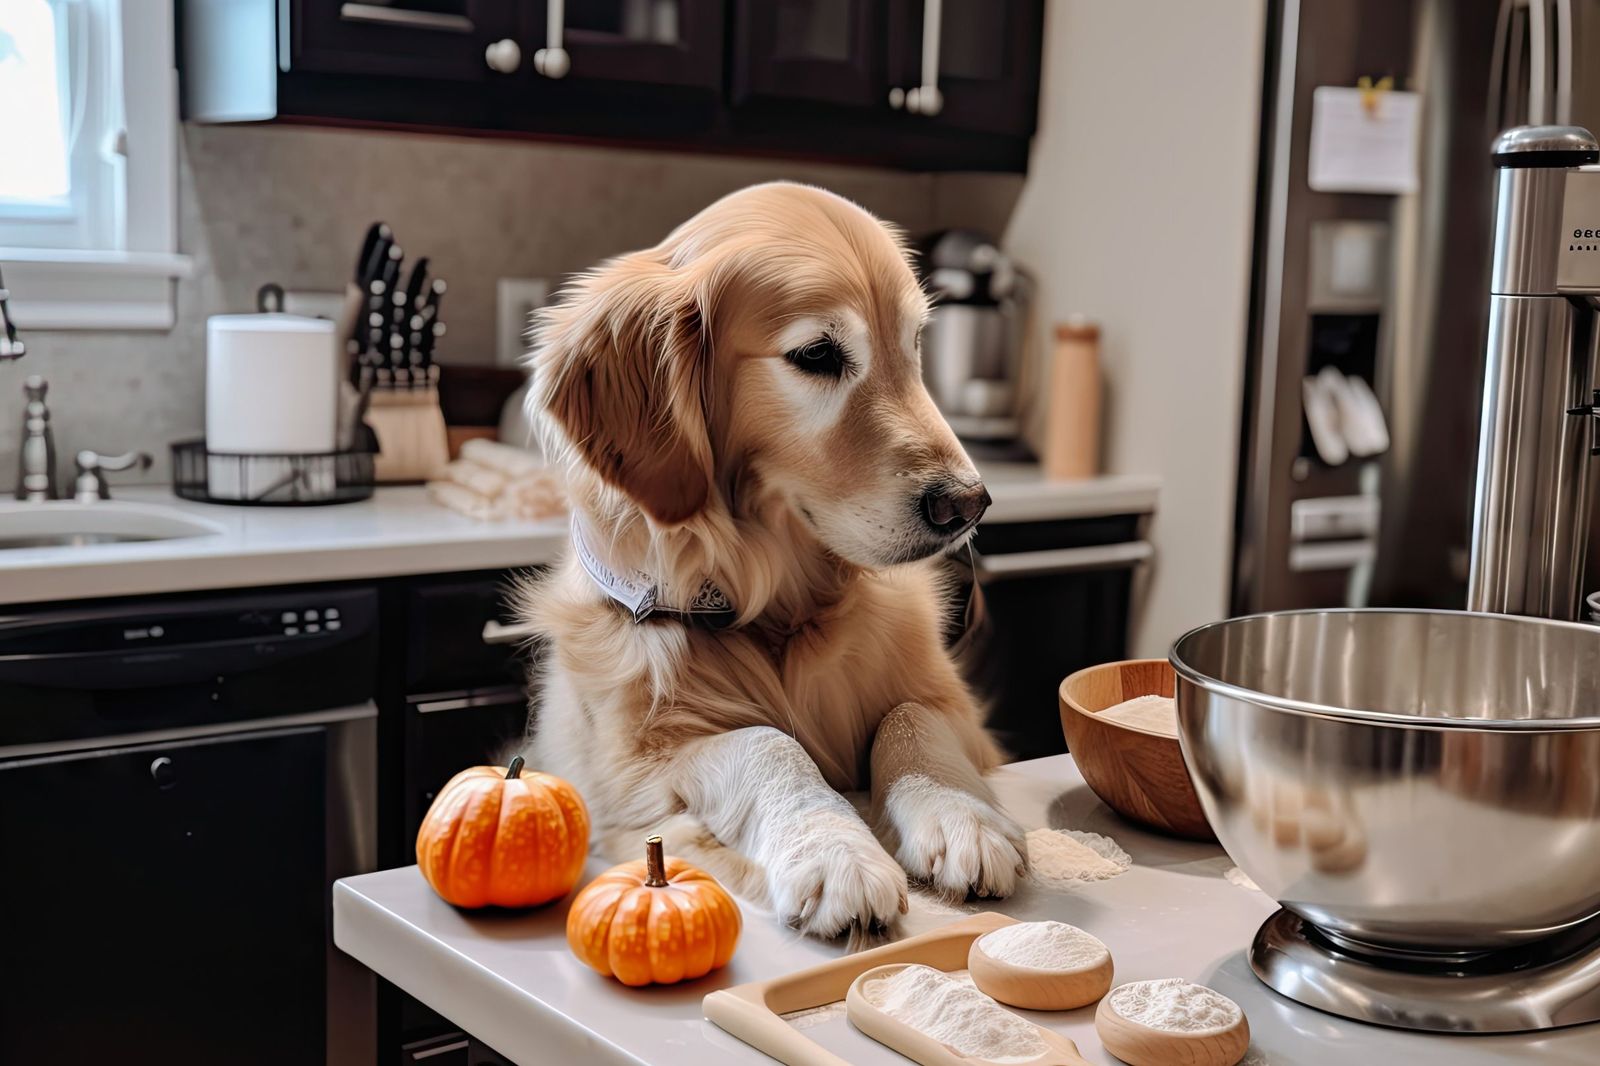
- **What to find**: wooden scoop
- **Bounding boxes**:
[968,924,1114,1011]
[845,963,1092,1066]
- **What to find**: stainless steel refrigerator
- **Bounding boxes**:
[1233,0,1600,612]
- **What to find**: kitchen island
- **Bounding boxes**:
[333,755,1596,1065]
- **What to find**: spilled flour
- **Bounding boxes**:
[977,920,1109,971]
[861,965,1046,1063]
[1107,978,1242,1034]
[909,887,978,917]
[1027,827,1132,886]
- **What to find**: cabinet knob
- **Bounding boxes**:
[905,85,944,116]
[533,46,570,79]
[888,87,906,109]
[150,756,177,789]
[485,38,522,74]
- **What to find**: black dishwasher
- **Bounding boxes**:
[0,587,380,1066]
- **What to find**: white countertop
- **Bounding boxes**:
[980,465,1158,524]
[0,486,567,606]
[332,756,1594,1065]
[0,469,1157,606]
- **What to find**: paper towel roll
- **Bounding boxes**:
[206,313,338,455]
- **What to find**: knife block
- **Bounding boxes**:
[367,386,450,483]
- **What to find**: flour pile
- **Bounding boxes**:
[1026,827,1132,886]
[1107,978,1242,1034]
[1098,694,1179,737]
[860,965,1046,1063]
[978,920,1109,971]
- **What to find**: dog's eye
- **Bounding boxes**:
[784,338,849,379]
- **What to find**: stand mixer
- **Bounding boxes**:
[1175,126,1600,1035]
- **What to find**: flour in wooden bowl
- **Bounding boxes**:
[861,964,1047,1063]
[1098,694,1179,737]
[977,920,1110,971]
[1107,978,1242,1033]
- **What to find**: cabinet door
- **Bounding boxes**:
[886,0,1043,137]
[406,690,530,841]
[520,0,725,90]
[731,0,886,108]
[0,727,328,1065]
[288,0,514,80]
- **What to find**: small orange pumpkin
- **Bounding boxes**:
[566,836,741,986]
[416,756,590,909]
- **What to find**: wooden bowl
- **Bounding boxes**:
[968,923,1114,1011]
[1095,986,1250,1066]
[1058,659,1215,841]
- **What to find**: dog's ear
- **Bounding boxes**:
[533,256,711,525]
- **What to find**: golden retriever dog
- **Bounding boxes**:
[518,182,1028,937]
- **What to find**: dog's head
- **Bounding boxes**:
[531,182,988,570]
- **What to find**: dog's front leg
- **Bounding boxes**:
[673,726,908,938]
[870,703,1028,899]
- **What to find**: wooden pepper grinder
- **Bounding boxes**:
[1042,317,1102,480]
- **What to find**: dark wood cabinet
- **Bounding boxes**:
[519,0,725,90]
[886,0,1044,137]
[731,0,885,108]
[288,0,514,80]
[183,0,1045,171]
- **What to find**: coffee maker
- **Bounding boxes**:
[918,230,1032,451]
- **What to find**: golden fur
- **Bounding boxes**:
[518,182,1027,936]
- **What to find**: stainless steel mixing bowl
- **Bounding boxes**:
[1170,609,1600,955]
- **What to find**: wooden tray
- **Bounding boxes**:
[703,912,1016,1065]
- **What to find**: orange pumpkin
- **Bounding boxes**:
[416,756,590,909]
[566,836,741,986]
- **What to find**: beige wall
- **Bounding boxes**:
[1004,0,1267,653]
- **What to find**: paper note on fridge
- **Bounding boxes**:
[1308,87,1421,195]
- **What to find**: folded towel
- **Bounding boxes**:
[444,458,508,498]
[427,479,501,522]
[427,445,566,522]
[460,438,546,480]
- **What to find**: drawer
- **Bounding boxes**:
[404,574,539,692]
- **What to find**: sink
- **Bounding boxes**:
[0,500,225,550]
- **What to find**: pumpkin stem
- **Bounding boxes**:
[506,755,525,780]
[644,835,668,887]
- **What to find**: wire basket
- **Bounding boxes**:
[171,440,376,506]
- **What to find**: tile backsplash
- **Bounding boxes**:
[0,124,1021,487]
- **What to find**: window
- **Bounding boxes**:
[0,0,188,330]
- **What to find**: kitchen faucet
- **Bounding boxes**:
[15,376,58,501]
[3,280,150,503]
[0,265,23,362]
[1470,126,1600,619]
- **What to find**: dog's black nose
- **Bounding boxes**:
[922,483,991,534]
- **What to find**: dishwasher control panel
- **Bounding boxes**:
[0,586,379,749]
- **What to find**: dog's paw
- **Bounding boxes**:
[769,811,908,939]
[886,774,1028,899]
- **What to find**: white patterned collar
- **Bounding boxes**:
[570,515,737,629]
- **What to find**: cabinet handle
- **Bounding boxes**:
[971,541,1154,581]
[338,3,473,34]
[483,619,540,645]
[534,0,572,78]
[896,0,945,116]
[485,38,522,74]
